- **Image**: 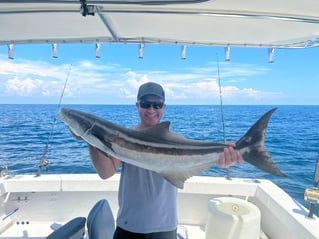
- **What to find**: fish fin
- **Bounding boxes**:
[140,122,171,139]
[160,173,188,189]
[160,164,215,189]
[236,108,286,177]
[164,177,185,189]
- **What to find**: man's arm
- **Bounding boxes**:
[88,145,122,179]
[70,129,121,179]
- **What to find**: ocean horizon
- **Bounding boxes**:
[1,104,318,216]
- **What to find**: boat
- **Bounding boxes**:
[1,1,319,238]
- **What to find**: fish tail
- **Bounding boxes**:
[236,108,286,177]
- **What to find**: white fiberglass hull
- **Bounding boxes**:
[0,174,318,239]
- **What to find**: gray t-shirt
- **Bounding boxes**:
[116,162,178,233]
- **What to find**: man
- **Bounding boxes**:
[85,82,243,239]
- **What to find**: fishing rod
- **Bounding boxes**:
[304,153,319,218]
[216,55,231,180]
[36,65,71,177]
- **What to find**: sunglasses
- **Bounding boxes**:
[139,101,164,109]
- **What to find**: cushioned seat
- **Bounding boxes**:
[87,199,115,239]
[46,217,86,239]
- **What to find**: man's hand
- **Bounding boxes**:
[218,142,244,168]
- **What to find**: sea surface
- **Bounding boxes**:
[1,104,319,216]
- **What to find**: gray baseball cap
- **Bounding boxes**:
[137,82,165,101]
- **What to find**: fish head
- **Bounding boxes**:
[59,108,95,137]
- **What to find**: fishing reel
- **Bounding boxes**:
[39,158,50,170]
[304,155,319,218]
[304,188,319,204]
[0,165,8,178]
[35,158,50,177]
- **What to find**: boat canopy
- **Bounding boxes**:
[0,0,319,49]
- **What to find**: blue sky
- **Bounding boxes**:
[0,43,318,105]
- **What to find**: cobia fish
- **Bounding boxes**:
[59,107,286,189]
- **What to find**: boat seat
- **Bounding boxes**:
[46,217,86,239]
[87,199,115,239]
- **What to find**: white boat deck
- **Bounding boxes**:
[0,174,318,239]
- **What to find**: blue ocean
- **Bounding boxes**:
[1,104,319,216]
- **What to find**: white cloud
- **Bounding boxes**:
[6,77,42,96]
[0,56,279,104]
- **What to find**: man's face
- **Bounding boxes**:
[136,95,166,128]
